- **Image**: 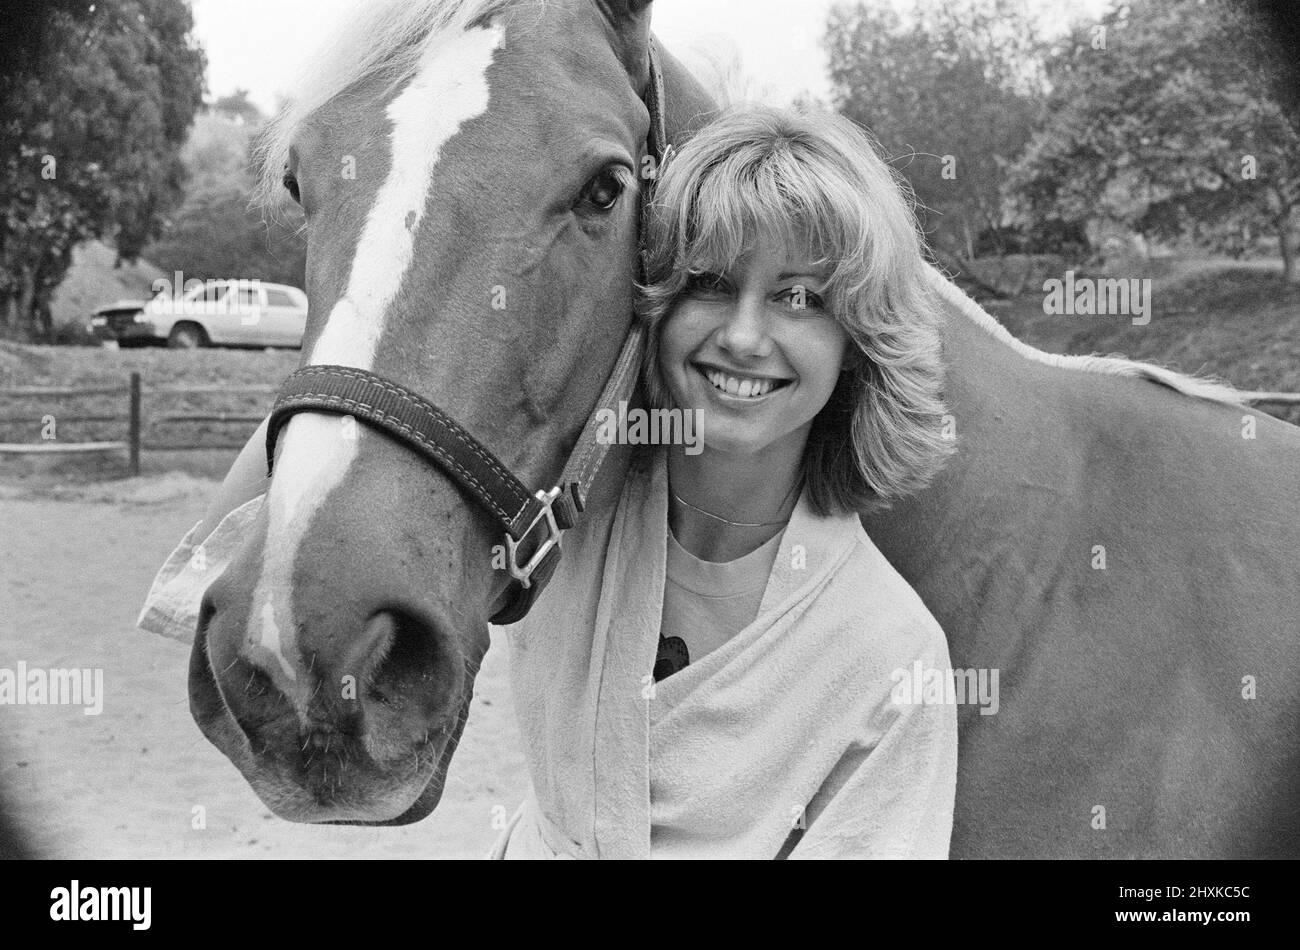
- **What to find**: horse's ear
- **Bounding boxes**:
[594,0,655,86]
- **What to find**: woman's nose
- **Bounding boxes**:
[716,293,773,356]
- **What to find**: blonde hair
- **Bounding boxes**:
[636,103,955,516]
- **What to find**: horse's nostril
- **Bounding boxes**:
[197,590,217,635]
[355,608,446,714]
[349,611,398,684]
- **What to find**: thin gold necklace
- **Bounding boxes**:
[671,476,803,528]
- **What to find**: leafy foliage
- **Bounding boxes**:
[143,109,307,289]
[824,0,1047,266]
[0,0,205,339]
[1008,0,1300,279]
[211,89,263,125]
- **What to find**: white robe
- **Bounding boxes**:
[490,444,958,859]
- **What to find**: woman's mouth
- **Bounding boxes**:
[693,363,793,401]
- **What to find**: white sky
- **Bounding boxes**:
[192,0,1113,114]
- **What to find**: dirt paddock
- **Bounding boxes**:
[0,475,527,859]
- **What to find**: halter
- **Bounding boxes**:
[265,40,670,626]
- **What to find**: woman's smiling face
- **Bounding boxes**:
[658,230,851,457]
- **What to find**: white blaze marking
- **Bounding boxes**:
[257,602,297,683]
[312,22,506,367]
[247,23,506,709]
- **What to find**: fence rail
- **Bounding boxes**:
[0,382,276,397]
[153,413,266,424]
[0,385,130,398]
[0,372,277,474]
[146,384,277,396]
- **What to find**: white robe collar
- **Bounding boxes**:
[587,446,863,857]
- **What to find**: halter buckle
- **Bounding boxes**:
[504,487,565,589]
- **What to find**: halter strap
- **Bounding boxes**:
[264,39,668,626]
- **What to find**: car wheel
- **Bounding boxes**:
[167,323,206,349]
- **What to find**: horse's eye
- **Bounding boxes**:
[579,168,624,211]
[282,171,301,204]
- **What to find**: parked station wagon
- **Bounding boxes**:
[89,280,309,349]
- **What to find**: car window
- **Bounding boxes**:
[204,282,227,303]
[235,287,259,308]
[265,289,296,308]
[177,283,217,303]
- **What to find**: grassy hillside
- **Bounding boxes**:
[48,240,166,328]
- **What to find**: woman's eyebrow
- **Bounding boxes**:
[776,270,828,283]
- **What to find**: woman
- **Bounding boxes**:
[487,103,959,858]
[138,103,959,859]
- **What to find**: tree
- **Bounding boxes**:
[0,0,205,339]
[1237,0,1300,142]
[212,89,262,125]
[144,109,307,289]
[824,0,1047,291]
[1009,0,1300,281]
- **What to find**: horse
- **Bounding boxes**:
[190,0,1300,856]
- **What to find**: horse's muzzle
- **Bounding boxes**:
[188,588,466,824]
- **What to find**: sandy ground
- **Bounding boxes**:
[0,477,528,859]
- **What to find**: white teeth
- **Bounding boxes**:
[702,368,779,398]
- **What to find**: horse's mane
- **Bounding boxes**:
[253,0,527,212]
[666,33,763,108]
[926,265,1246,407]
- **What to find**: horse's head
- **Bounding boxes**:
[190,0,713,823]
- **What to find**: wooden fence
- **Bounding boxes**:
[1,375,1298,478]
[0,372,275,475]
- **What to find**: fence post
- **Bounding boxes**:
[129,372,141,476]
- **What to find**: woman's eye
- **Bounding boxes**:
[579,168,624,211]
[782,285,826,311]
[684,272,731,296]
